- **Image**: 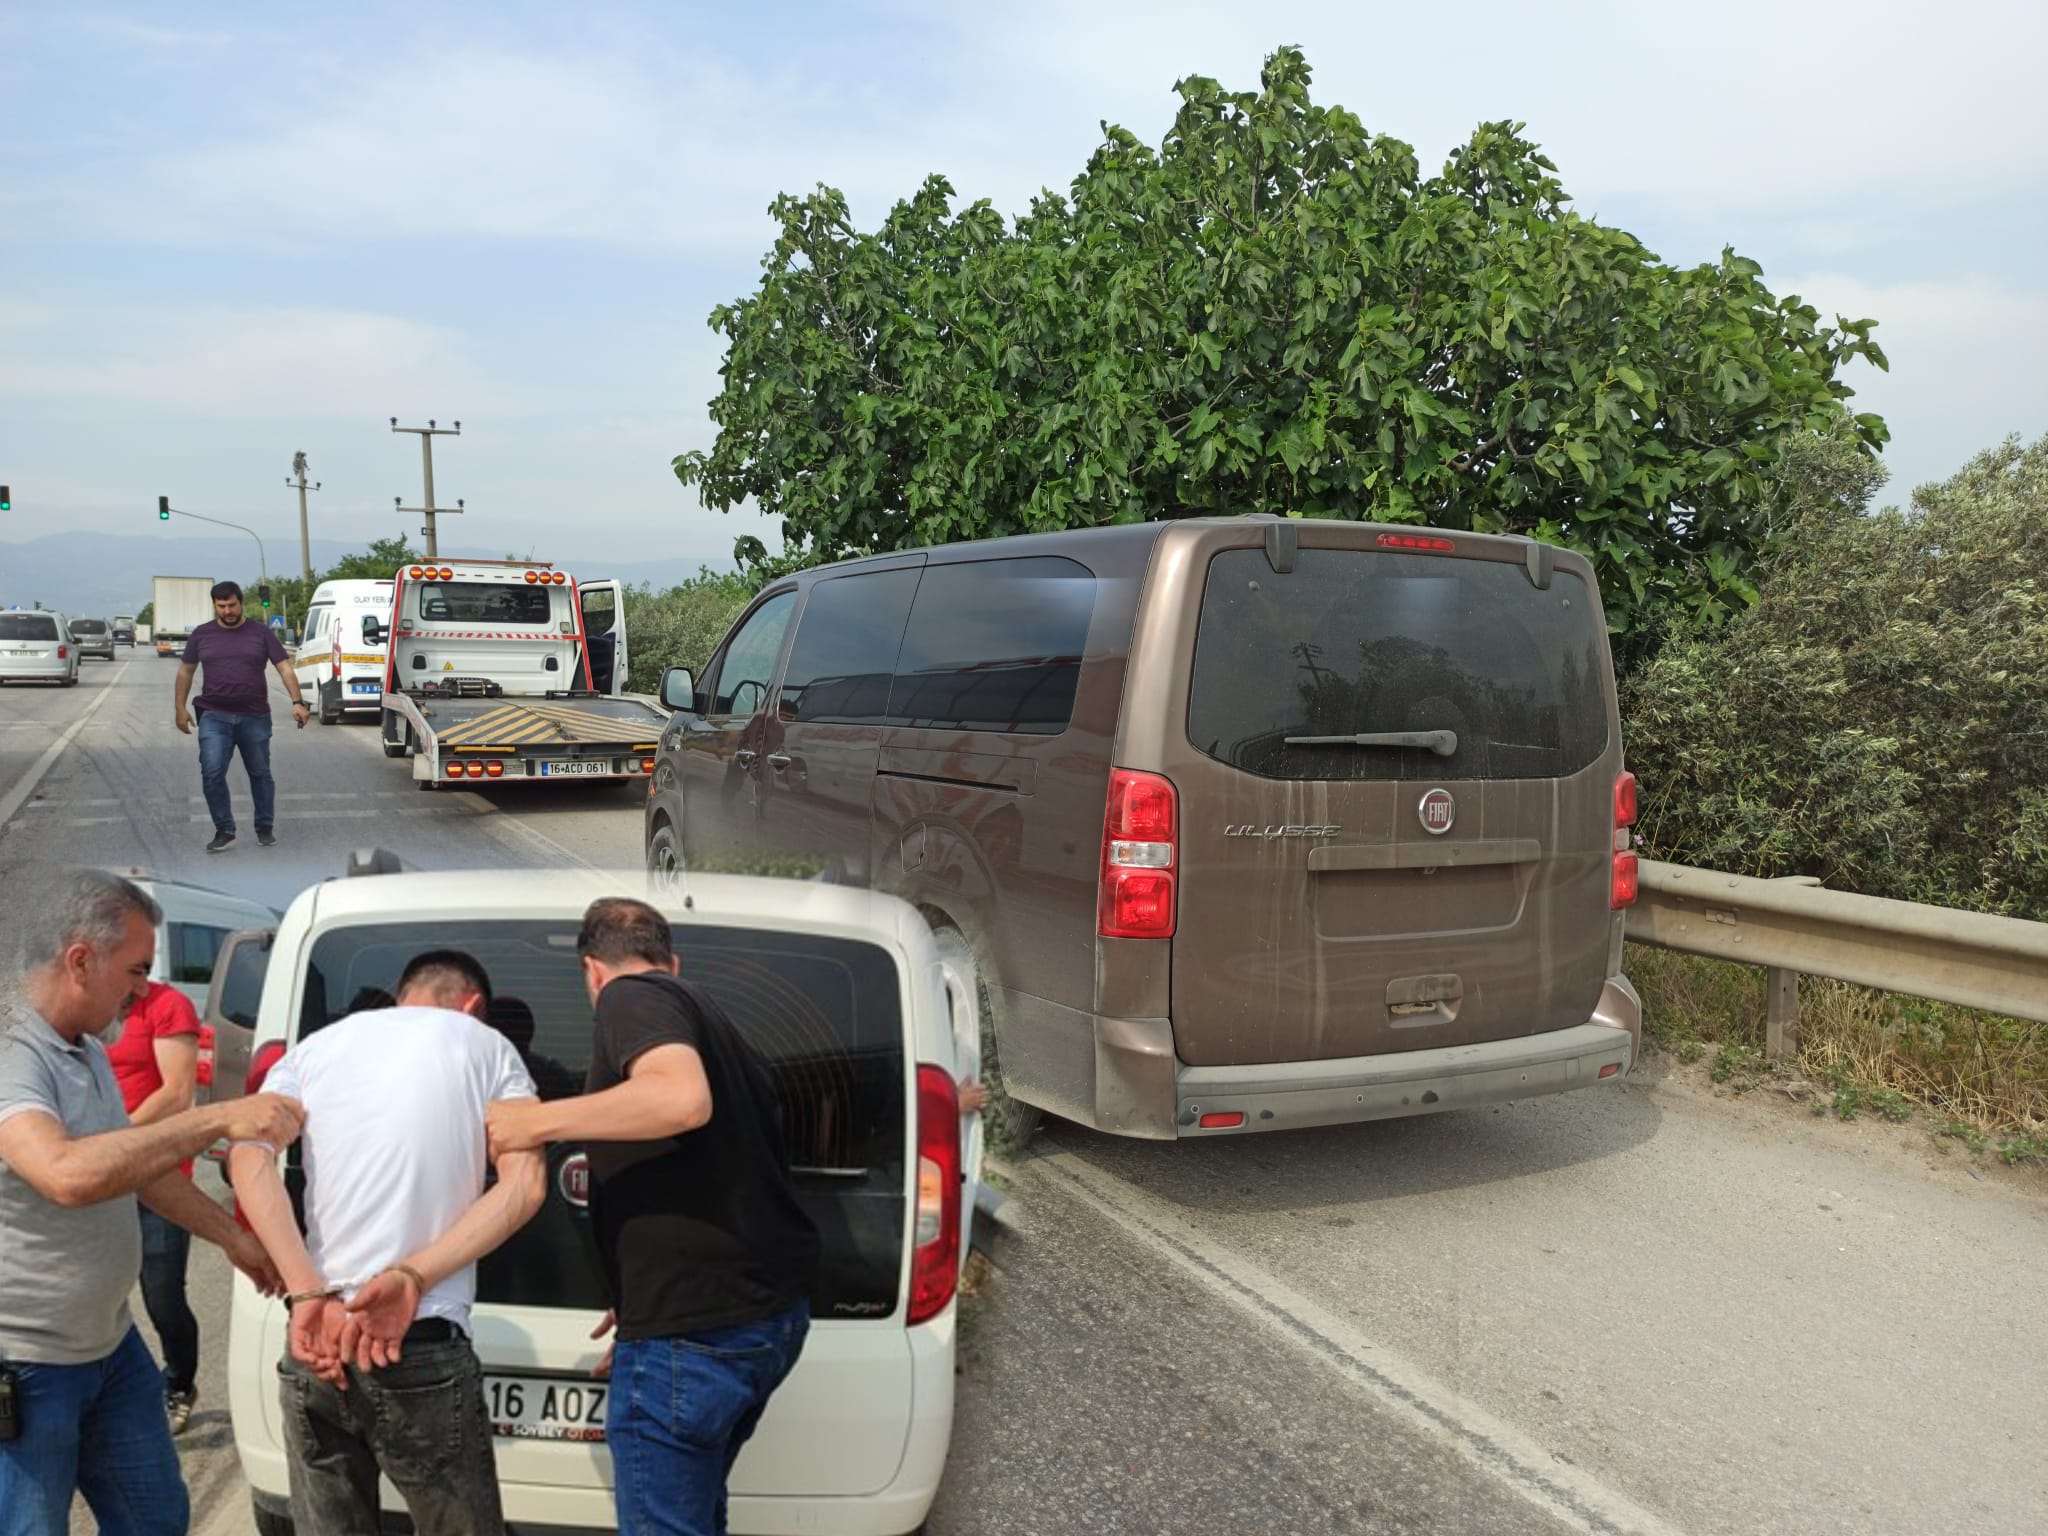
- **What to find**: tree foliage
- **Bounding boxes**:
[677,47,1887,654]
[1625,434,2048,915]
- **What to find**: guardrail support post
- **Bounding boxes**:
[1766,967,1800,1064]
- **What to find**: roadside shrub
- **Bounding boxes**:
[1623,433,2048,916]
[621,569,753,694]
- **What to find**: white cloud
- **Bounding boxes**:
[0,302,518,419]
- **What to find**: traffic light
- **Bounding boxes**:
[1,486,11,511]
[258,584,272,609]
[158,496,170,520]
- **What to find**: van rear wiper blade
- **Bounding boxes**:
[1284,729,1458,757]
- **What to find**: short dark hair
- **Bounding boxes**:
[210,580,243,603]
[396,949,493,1006]
[577,897,674,967]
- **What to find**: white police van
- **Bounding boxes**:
[226,861,979,1535]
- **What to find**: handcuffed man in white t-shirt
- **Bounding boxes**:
[229,950,545,1536]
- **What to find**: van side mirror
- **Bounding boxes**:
[362,616,384,646]
[660,666,697,713]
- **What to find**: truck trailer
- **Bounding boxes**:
[151,575,214,656]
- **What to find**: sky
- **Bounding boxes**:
[2,0,2044,587]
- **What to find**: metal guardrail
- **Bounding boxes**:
[1625,860,2048,1060]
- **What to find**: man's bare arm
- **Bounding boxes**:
[398,1145,546,1291]
[273,660,305,705]
[0,1094,300,1209]
[488,1045,711,1155]
[127,1035,199,1126]
[174,661,198,724]
[226,1143,325,1294]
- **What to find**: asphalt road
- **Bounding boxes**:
[8,656,2046,1536]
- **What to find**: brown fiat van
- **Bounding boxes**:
[645,517,1641,1141]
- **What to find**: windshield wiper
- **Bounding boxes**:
[1284,729,1459,757]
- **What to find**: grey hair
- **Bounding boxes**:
[17,871,162,972]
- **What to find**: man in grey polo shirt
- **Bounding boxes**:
[0,871,302,1536]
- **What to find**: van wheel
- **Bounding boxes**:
[647,820,685,891]
[317,680,341,725]
[251,1502,294,1536]
[932,927,1041,1152]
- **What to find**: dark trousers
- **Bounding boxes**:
[280,1333,504,1536]
[137,1209,198,1398]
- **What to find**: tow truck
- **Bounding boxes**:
[377,559,668,788]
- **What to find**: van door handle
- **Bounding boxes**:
[766,753,792,772]
[734,748,758,768]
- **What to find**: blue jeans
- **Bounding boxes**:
[0,1328,189,1536]
[607,1304,810,1536]
[138,1209,198,1398]
[196,708,274,836]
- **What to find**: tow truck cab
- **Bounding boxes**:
[379,560,659,787]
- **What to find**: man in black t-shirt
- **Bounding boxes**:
[486,897,818,1536]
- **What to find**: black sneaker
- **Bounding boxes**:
[167,1389,196,1436]
[206,831,235,854]
[256,828,277,847]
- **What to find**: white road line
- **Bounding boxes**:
[1026,1152,1692,1536]
[0,662,133,831]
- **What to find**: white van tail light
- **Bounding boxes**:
[1611,770,1639,909]
[908,1064,961,1325]
[1099,768,1177,939]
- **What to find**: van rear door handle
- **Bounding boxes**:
[766,753,792,771]
[734,748,758,767]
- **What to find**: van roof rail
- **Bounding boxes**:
[343,848,402,878]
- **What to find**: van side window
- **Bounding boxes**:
[303,606,331,642]
[168,922,232,985]
[779,570,920,725]
[707,591,796,717]
[888,557,1094,735]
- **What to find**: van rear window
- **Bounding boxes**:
[0,615,59,641]
[294,921,907,1319]
[70,620,108,635]
[1188,547,1611,782]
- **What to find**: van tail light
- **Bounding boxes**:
[907,1064,962,1325]
[246,1039,286,1096]
[1611,770,1639,909]
[1099,768,1178,939]
[58,644,69,659]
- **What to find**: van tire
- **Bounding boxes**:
[317,680,341,725]
[646,819,685,891]
[931,926,1042,1152]
[251,1502,293,1536]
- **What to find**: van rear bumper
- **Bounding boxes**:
[1084,975,1641,1137]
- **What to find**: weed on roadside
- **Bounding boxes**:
[1999,1129,2048,1166]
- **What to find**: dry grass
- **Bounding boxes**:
[1627,943,2048,1155]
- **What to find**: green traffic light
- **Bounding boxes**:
[1,485,11,511]
[159,510,170,520]
[157,495,170,520]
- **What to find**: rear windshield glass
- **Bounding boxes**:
[70,620,108,635]
[294,920,907,1319]
[1188,547,1610,782]
[413,582,553,626]
[0,615,60,641]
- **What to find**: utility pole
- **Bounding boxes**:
[286,452,320,583]
[390,417,465,558]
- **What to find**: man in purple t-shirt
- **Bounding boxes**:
[174,581,310,852]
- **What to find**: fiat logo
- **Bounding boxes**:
[557,1151,590,1208]
[1418,788,1455,835]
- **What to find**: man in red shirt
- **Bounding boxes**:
[106,981,206,1433]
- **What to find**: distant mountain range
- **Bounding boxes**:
[0,531,736,618]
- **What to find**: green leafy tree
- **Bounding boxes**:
[678,47,1886,659]
[1625,433,2048,915]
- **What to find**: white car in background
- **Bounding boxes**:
[0,610,81,686]
[226,862,978,1536]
